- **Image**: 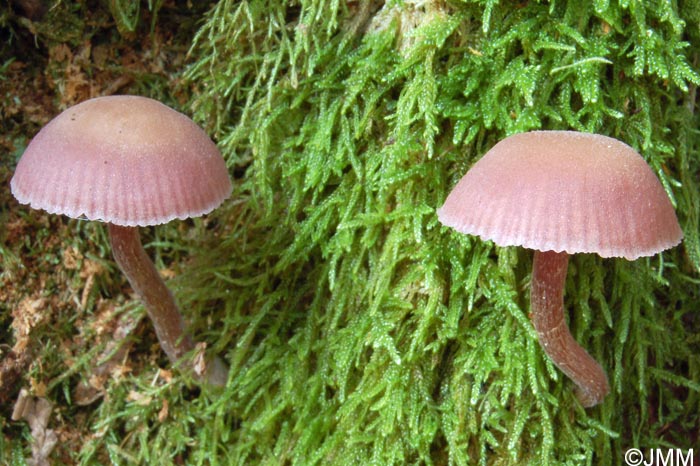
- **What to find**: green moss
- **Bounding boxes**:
[177,0,700,464]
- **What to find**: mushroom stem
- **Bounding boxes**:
[530,250,609,407]
[108,224,228,386]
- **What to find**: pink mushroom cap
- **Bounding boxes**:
[437,131,683,260]
[11,95,232,226]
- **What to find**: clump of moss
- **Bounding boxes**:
[179,0,699,464]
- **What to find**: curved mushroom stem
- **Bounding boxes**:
[108,224,228,387]
[531,250,609,407]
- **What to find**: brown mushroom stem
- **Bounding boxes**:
[530,250,609,407]
[108,224,228,387]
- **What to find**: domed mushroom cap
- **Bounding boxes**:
[437,131,683,260]
[11,95,232,227]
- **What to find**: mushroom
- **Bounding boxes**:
[11,95,232,386]
[437,131,683,407]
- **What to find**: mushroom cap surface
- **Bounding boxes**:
[437,131,683,260]
[11,95,232,226]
